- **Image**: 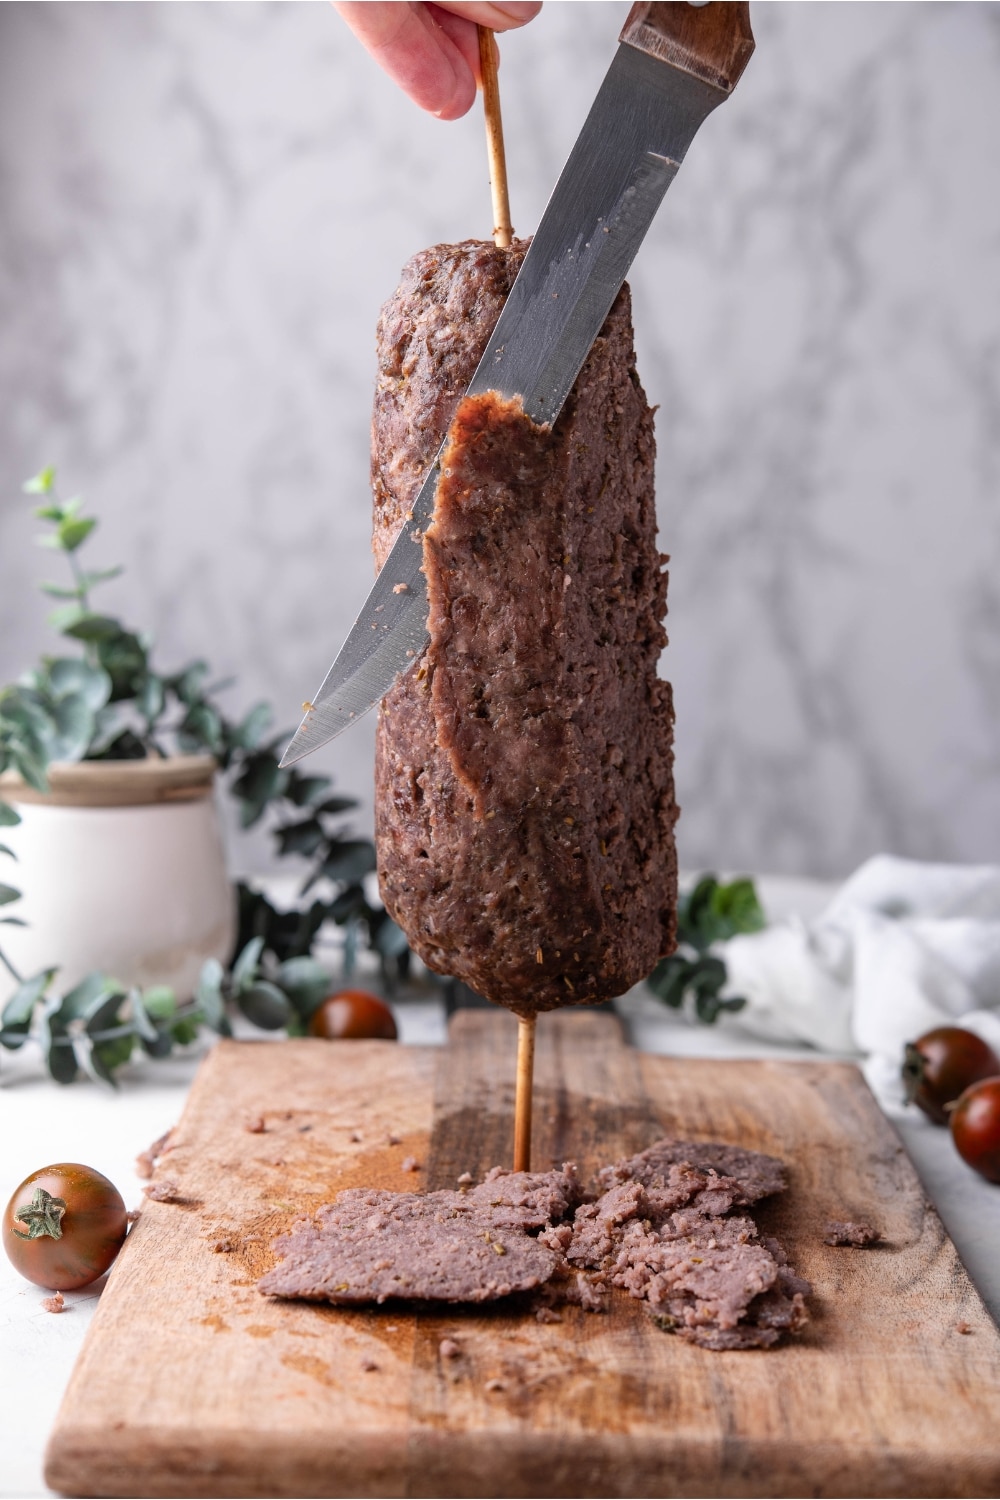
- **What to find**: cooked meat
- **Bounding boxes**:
[372,239,678,1016]
[259,1188,555,1305]
[823,1219,881,1247]
[597,1138,787,1207]
[257,1140,810,1349]
[258,1168,578,1306]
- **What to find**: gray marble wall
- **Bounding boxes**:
[1,2,998,879]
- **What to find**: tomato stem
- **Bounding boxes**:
[11,1186,66,1241]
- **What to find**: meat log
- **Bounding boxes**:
[373,239,678,1016]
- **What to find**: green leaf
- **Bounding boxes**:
[232,753,286,828]
[275,818,325,858]
[285,775,332,808]
[0,845,16,860]
[229,702,272,752]
[0,969,55,1047]
[0,884,21,906]
[141,985,177,1020]
[39,997,78,1085]
[39,582,84,600]
[178,702,222,756]
[47,659,112,711]
[58,972,116,1024]
[82,566,124,588]
[372,918,409,960]
[172,661,209,706]
[0,915,28,927]
[46,694,96,762]
[47,602,87,634]
[317,840,377,886]
[313,795,359,816]
[96,630,148,701]
[129,988,174,1057]
[0,803,22,828]
[239,981,292,1031]
[195,958,231,1036]
[137,674,164,722]
[64,614,125,643]
[275,956,333,1016]
[10,746,49,793]
[231,936,265,992]
[646,954,692,1010]
[23,466,56,495]
[90,1034,134,1080]
[170,1012,201,1046]
[83,987,127,1035]
[57,516,96,552]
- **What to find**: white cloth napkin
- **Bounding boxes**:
[718,856,1000,1113]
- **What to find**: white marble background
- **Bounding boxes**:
[0,1,998,880]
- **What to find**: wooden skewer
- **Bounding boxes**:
[477,26,513,249]
[513,1015,536,1172]
[479,22,528,1168]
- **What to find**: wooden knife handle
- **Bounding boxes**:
[620,3,754,94]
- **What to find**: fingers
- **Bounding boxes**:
[429,2,542,31]
[333,1,541,120]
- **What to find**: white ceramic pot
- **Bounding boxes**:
[0,756,235,1002]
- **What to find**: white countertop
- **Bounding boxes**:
[2,874,999,1500]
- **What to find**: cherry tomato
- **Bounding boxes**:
[3,1163,128,1291]
[308,990,398,1041]
[950,1077,1000,1183]
[901,1026,1000,1126]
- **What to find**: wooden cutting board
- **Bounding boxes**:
[45,1012,1000,1498]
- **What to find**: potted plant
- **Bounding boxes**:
[0,469,409,1084]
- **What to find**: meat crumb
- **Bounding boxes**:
[484,1378,505,1392]
[535,1306,563,1325]
[41,1292,66,1314]
[439,1338,461,1359]
[126,1209,142,1225]
[956,1320,974,1335]
[388,1133,402,1146]
[213,1238,236,1254]
[135,1128,174,1179]
[143,1180,183,1203]
[350,1132,362,1144]
[456,1172,473,1186]
[401,1156,420,1173]
[244,1116,267,1134]
[360,1357,379,1372]
[823,1219,881,1247]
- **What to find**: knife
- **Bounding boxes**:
[281,1,754,768]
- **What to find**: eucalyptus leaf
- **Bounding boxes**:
[172,661,209,706]
[276,956,334,1015]
[0,916,27,927]
[39,582,83,600]
[372,918,409,960]
[64,614,123,643]
[57,517,96,552]
[141,985,177,1021]
[73,1033,121,1088]
[317,840,377,886]
[23,467,56,495]
[137,674,164,721]
[0,803,21,827]
[0,846,16,861]
[231,936,265,992]
[275,818,325,858]
[238,981,291,1031]
[0,884,21,907]
[47,694,96,762]
[58,972,116,1024]
[10,745,49,793]
[285,775,332,808]
[82,566,124,588]
[47,603,87,634]
[0,969,55,1048]
[47,658,112,711]
[195,958,230,1035]
[83,988,127,1035]
[40,999,78,1085]
[313,795,359,816]
[231,702,271,751]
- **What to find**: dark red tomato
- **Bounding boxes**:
[901,1026,1000,1125]
[3,1163,128,1291]
[308,990,398,1041]
[950,1077,1000,1183]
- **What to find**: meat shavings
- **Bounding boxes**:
[257,1141,810,1349]
[823,1219,881,1247]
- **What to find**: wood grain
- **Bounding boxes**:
[620,2,754,95]
[45,1014,1000,1498]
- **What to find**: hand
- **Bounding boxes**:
[333,2,542,120]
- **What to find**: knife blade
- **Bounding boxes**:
[281,2,753,768]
